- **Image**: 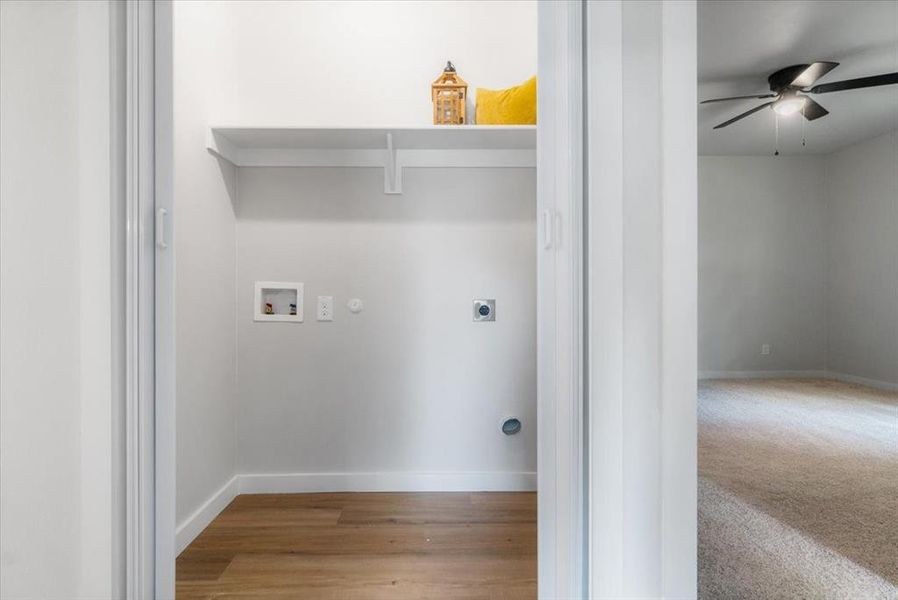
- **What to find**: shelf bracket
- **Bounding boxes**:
[384,133,402,195]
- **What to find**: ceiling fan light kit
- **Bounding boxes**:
[700,61,898,142]
[772,93,807,116]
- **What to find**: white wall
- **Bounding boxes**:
[1,1,117,597]
[173,1,239,527]
[235,168,536,480]
[825,131,898,386]
[225,0,537,127]
[698,156,827,375]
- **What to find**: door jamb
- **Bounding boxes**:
[123,0,176,597]
[153,0,176,596]
[123,0,163,597]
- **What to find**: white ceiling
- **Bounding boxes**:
[698,1,898,155]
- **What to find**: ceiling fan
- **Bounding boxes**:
[701,62,898,129]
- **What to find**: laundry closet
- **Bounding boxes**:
[172,2,538,592]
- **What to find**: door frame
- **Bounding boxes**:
[136,1,589,598]
[121,0,167,597]
[153,0,176,596]
[122,0,175,597]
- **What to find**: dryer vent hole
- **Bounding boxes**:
[501,418,522,435]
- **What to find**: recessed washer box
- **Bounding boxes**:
[254,281,303,322]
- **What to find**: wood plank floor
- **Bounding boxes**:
[177,492,537,599]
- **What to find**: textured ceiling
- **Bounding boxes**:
[698,1,898,155]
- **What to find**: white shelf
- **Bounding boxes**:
[206,126,536,194]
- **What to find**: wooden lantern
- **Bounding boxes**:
[432,61,467,125]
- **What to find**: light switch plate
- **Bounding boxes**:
[317,296,334,321]
[473,299,495,322]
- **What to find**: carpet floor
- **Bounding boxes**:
[698,378,898,599]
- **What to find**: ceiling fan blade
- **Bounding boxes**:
[701,93,776,104]
[802,97,829,121]
[713,101,774,129]
[807,72,898,94]
[790,61,839,87]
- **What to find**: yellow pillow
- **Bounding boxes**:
[475,76,537,125]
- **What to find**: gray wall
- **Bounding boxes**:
[699,132,898,387]
[825,131,898,385]
[699,156,827,375]
[235,167,537,475]
[174,2,238,526]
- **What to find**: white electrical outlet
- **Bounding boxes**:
[761,344,770,355]
[317,296,334,321]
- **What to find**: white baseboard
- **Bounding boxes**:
[698,369,897,392]
[175,475,238,555]
[238,470,537,494]
[699,370,827,380]
[176,470,535,553]
[825,371,898,392]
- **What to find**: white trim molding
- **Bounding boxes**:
[826,372,898,392]
[238,471,537,495]
[175,476,239,555]
[153,0,176,597]
[123,0,160,597]
[699,370,898,392]
[699,370,828,380]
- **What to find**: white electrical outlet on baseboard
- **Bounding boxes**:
[317,296,334,321]
[761,344,770,355]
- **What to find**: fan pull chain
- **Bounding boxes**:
[801,105,807,148]
[774,113,780,156]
